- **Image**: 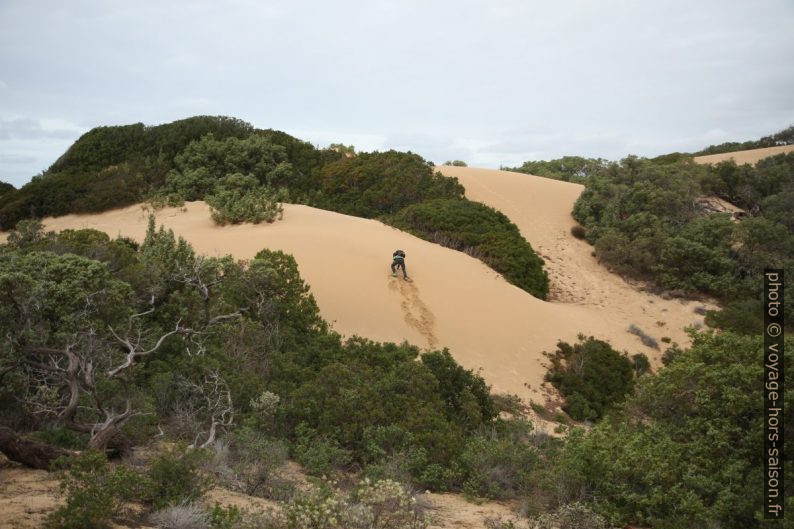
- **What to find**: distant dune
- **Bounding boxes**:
[0,169,711,404]
[693,144,794,165]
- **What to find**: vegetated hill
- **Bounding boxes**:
[694,124,794,155]
[0,116,549,299]
[0,181,14,199]
[504,125,794,184]
[0,116,342,228]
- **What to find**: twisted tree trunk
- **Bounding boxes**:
[0,427,72,470]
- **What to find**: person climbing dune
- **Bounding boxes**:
[391,249,409,280]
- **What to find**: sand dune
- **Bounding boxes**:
[1,174,708,403]
[693,144,794,165]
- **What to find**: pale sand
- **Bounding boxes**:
[693,144,794,165]
[0,172,708,403]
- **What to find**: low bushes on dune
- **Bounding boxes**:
[386,198,549,299]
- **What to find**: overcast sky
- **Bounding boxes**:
[1,0,793,187]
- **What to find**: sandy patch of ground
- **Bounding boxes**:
[0,457,61,529]
[424,492,528,529]
[693,144,794,165]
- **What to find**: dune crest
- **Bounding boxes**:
[693,144,794,165]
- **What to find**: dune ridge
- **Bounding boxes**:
[693,144,794,165]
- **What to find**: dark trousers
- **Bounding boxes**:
[391,259,407,278]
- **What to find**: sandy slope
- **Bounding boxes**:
[693,144,794,165]
[1,188,707,404]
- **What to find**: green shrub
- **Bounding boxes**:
[208,504,244,529]
[544,336,634,422]
[316,150,464,217]
[45,451,146,529]
[460,419,537,499]
[31,427,86,449]
[293,424,352,476]
[570,225,586,239]
[387,198,548,298]
[6,218,49,248]
[205,173,285,224]
[147,447,211,509]
[506,156,608,183]
[557,332,793,529]
[229,426,289,495]
[630,353,651,377]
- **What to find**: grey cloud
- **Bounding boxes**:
[0,117,83,141]
[0,0,792,184]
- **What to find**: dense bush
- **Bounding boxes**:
[544,336,634,421]
[147,448,211,509]
[387,198,548,298]
[505,156,608,183]
[45,451,146,529]
[205,173,285,224]
[315,150,464,217]
[460,419,538,499]
[161,133,296,202]
[0,180,15,197]
[556,332,794,529]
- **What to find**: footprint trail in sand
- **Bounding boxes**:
[389,278,438,349]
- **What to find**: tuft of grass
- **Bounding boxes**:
[529,401,547,418]
[149,503,210,529]
[492,393,525,415]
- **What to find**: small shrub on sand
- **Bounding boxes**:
[628,324,659,349]
[45,451,146,529]
[492,393,525,415]
[147,447,211,509]
[544,335,634,422]
[206,173,286,225]
[529,401,547,418]
[631,353,651,377]
[570,225,586,239]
